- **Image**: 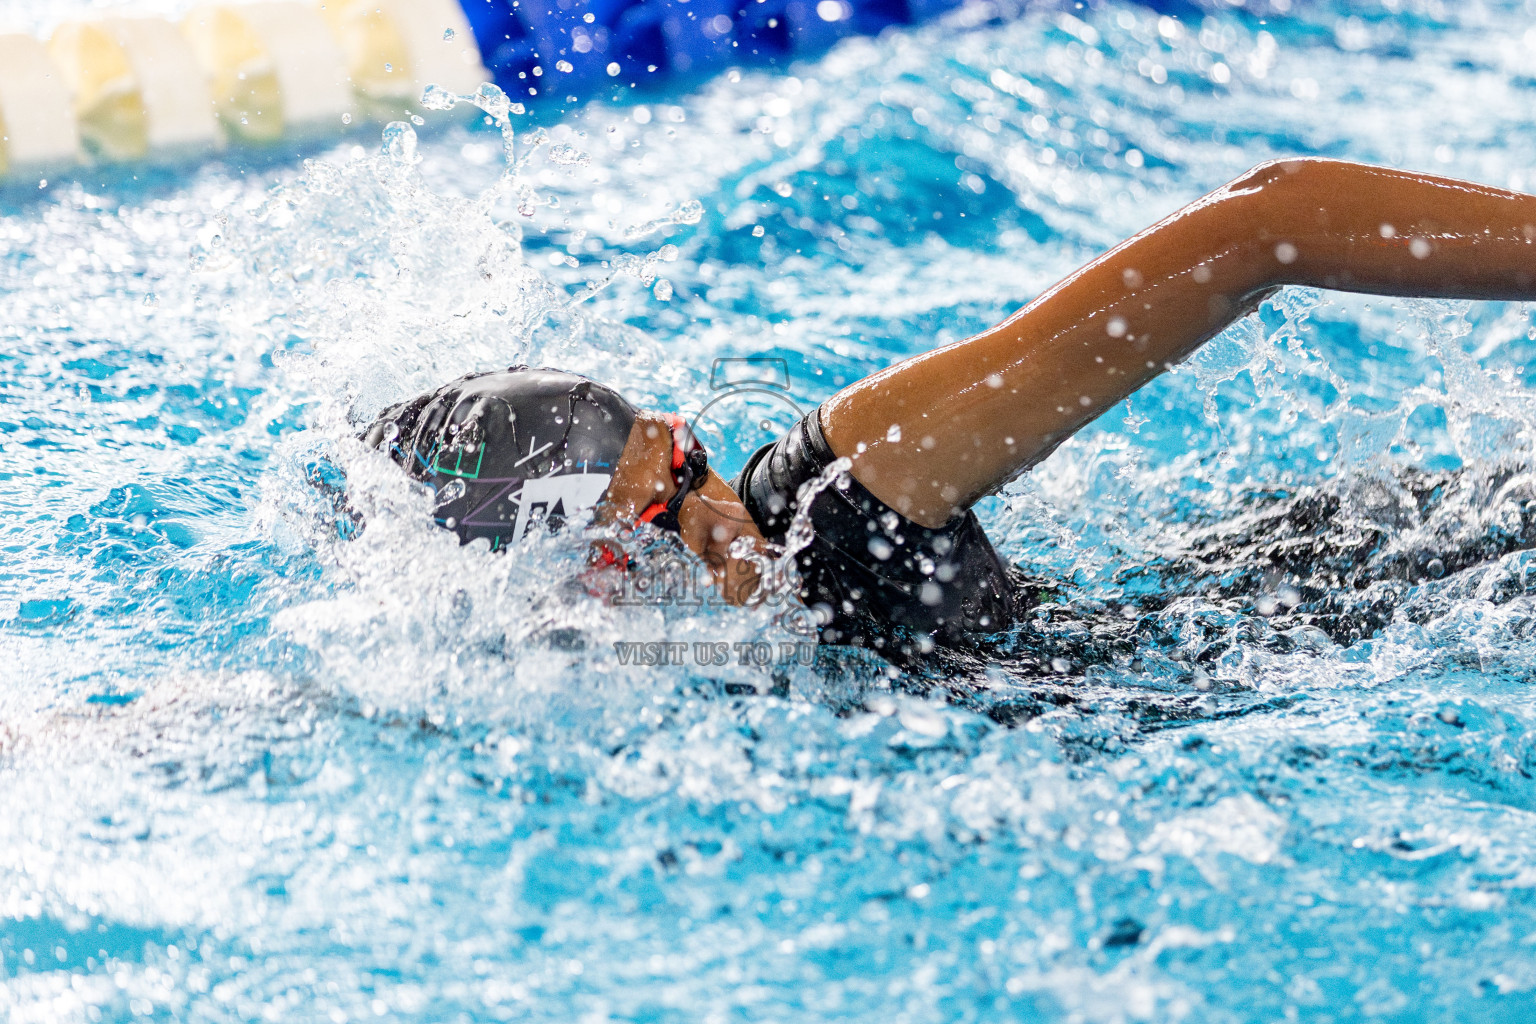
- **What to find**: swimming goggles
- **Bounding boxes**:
[635,413,709,533]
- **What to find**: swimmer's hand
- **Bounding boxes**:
[676,471,767,606]
[598,412,768,605]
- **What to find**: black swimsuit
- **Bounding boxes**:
[733,408,1022,660]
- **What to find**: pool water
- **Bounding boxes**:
[7,1,1536,1020]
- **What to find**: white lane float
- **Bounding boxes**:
[50,16,224,162]
[319,0,485,115]
[182,2,353,144]
[0,33,80,177]
[0,0,489,180]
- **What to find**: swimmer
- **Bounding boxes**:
[367,158,1536,659]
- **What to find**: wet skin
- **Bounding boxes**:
[819,158,1536,527]
[602,157,1536,594]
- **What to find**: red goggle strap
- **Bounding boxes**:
[636,415,707,528]
[664,413,702,475]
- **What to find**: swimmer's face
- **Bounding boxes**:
[598,411,767,605]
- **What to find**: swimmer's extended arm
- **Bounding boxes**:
[820,158,1536,527]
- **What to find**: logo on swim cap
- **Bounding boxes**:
[505,473,614,540]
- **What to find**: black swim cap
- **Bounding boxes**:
[364,366,638,548]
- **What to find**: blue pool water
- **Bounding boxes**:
[7,1,1536,1020]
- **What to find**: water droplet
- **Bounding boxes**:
[751,225,765,237]
[471,82,512,121]
[548,143,589,167]
[1426,557,1446,578]
[384,63,393,73]
[341,112,352,124]
[420,85,457,111]
[583,11,595,22]
[555,60,574,73]
[607,62,621,77]
[817,0,847,22]
[442,27,455,40]
[410,114,424,126]
[656,244,679,262]
[885,424,902,443]
[382,121,418,163]
[673,199,703,224]
[653,279,673,301]
[435,479,467,508]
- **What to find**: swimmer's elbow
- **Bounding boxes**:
[1223,158,1358,290]
[1226,156,1348,198]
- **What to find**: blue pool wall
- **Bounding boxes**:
[458,0,1195,104]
